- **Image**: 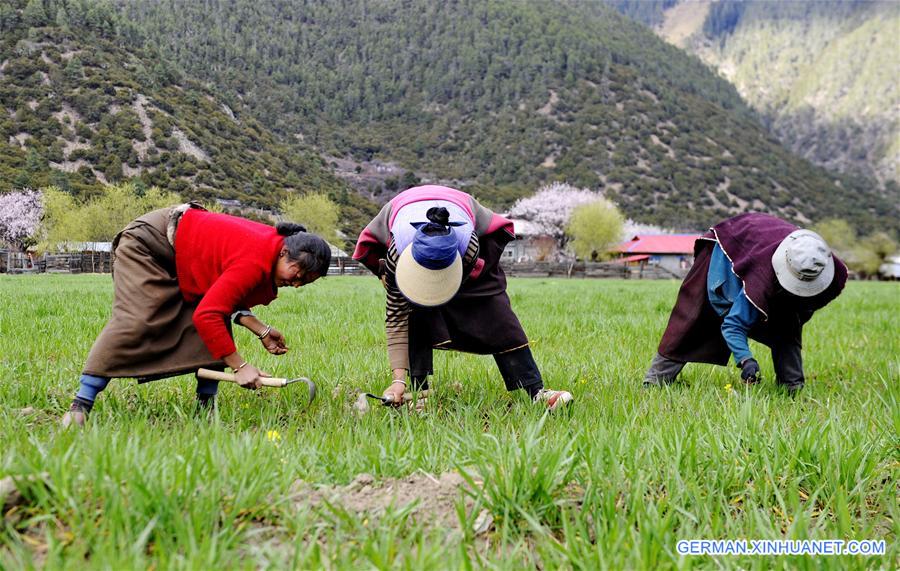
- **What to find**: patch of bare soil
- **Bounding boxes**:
[289,471,478,532]
[657,0,713,48]
[171,128,210,162]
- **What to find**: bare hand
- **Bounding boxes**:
[381,381,406,407]
[235,364,270,390]
[262,327,289,355]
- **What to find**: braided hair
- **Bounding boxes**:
[276,222,332,276]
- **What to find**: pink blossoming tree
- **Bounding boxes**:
[0,189,44,251]
[507,182,605,251]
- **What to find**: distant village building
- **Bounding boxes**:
[502,219,557,262]
[615,234,698,275]
[58,241,113,252]
[879,255,900,280]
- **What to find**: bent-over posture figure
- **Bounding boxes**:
[63,203,330,426]
[353,185,572,409]
[645,213,847,394]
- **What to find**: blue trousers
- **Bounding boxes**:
[76,374,219,403]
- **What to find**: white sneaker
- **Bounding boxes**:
[533,389,573,411]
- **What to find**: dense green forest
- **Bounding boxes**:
[604,0,678,27]
[1,0,896,234]
[607,0,899,194]
[0,0,376,236]
[697,0,900,190]
[112,0,897,232]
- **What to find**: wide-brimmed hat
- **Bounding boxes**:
[395,209,465,306]
[771,229,835,297]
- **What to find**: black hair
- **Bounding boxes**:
[426,206,450,226]
[276,221,332,276]
[421,207,454,236]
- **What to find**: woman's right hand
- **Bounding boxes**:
[235,363,269,390]
[381,380,406,406]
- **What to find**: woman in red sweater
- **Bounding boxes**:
[62,203,331,427]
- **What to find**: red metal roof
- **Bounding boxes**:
[615,254,651,264]
[616,234,698,255]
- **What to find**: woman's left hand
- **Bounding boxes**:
[262,327,289,355]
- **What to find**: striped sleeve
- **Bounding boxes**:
[383,232,480,371]
[462,232,479,277]
[384,240,411,371]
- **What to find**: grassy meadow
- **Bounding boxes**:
[0,275,897,569]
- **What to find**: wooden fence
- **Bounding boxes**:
[504,260,685,279]
[1,250,111,274]
[2,251,681,280]
[327,257,362,276]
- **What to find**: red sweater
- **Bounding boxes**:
[175,209,284,358]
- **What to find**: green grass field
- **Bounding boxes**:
[1,275,897,569]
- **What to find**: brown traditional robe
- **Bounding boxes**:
[657,213,848,365]
[82,207,227,380]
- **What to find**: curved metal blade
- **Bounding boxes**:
[283,376,316,404]
[303,378,317,404]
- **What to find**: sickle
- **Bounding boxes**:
[197,368,316,404]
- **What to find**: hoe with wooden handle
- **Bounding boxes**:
[197,368,317,404]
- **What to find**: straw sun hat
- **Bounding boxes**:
[395,210,466,307]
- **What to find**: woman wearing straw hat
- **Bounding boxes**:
[643,213,847,395]
[62,203,331,426]
[353,185,573,410]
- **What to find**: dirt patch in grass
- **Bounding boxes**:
[289,470,478,531]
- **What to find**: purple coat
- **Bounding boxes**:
[658,213,847,364]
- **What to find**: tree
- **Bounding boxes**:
[855,232,898,278]
[508,182,605,250]
[811,218,856,259]
[0,3,20,33]
[78,183,180,241]
[279,192,341,244]
[861,231,897,261]
[566,199,625,261]
[39,187,84,251]
[0,189,43,251]
[39,184,181,248]
[812,218,898,278]
[400,170,421,190]
[22,0,48,28]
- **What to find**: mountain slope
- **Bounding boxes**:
[0,1,377,234]
[115,0,897,232]
[612,0,899,192]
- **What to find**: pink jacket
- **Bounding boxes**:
[352,185,514,275]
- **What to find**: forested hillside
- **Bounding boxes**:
[114,0,897,231]
[0,0,376,234]
[610,0,900,193]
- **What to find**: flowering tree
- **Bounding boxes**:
[0,189,43,251]
[507,182,608,256]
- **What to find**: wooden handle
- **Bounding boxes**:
[401,390,430,403]
[197,368,287,387]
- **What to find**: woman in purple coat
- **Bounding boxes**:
[644,213,847,395]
